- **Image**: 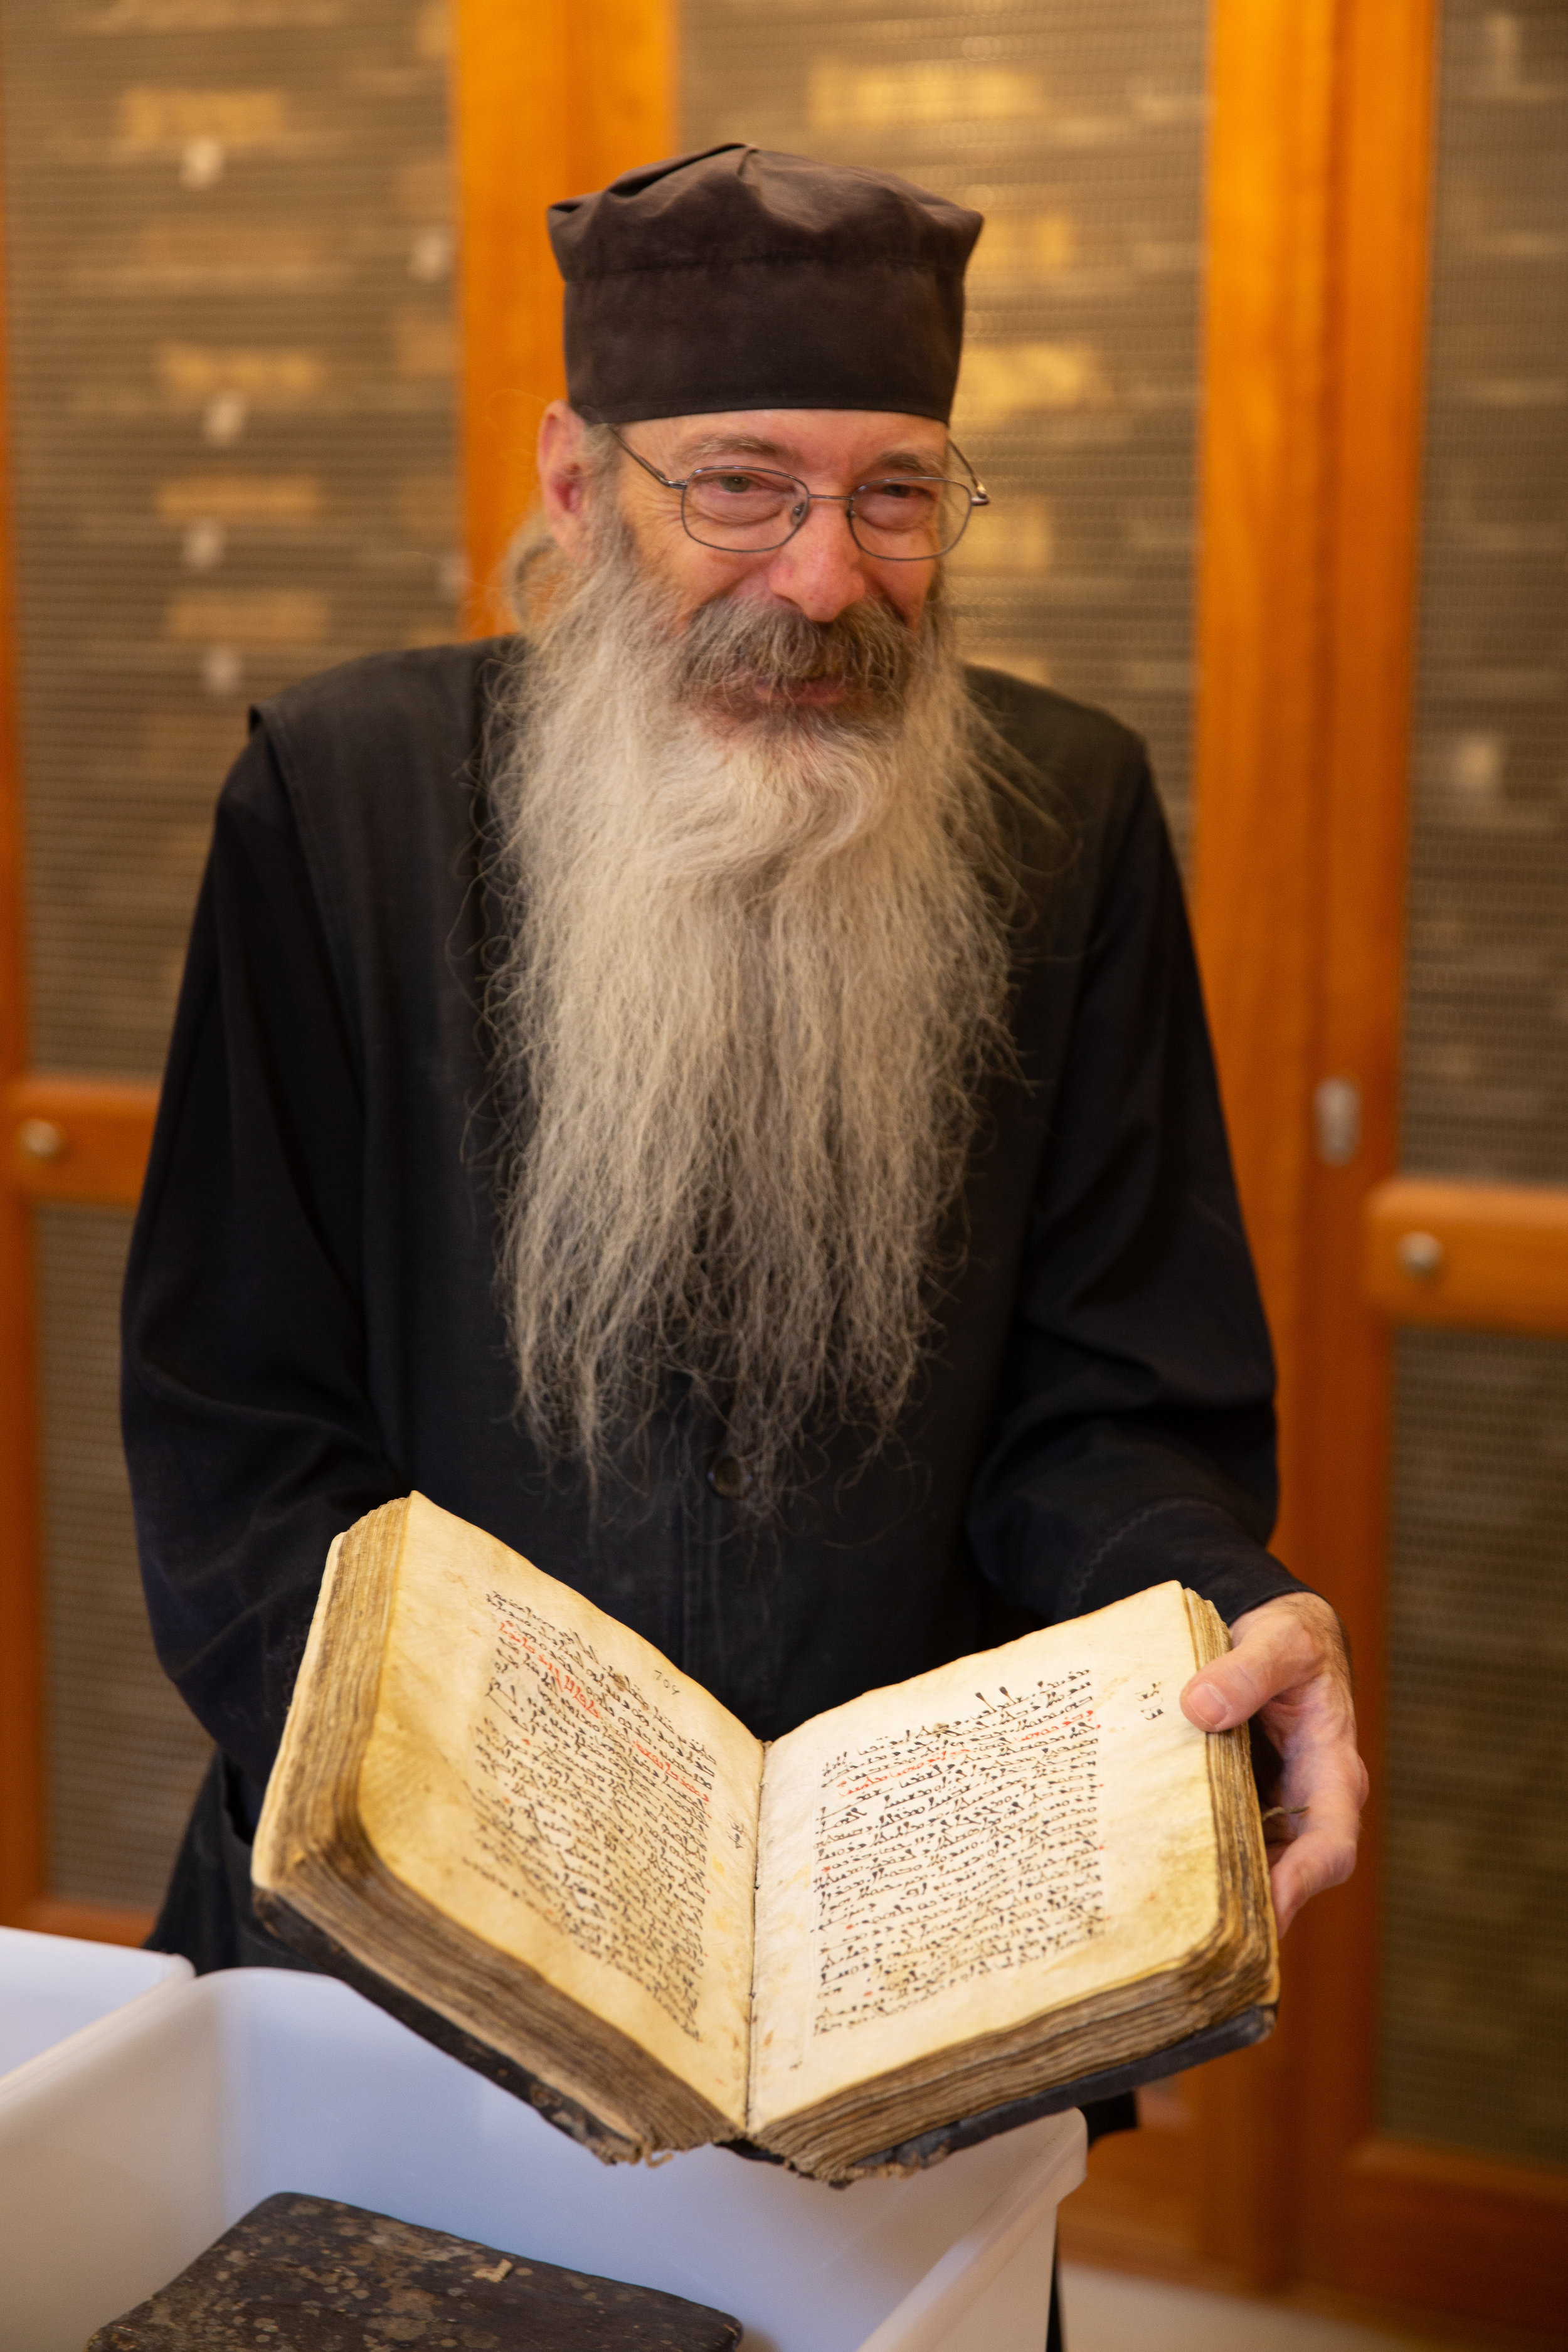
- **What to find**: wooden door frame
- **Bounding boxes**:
[1186,0,1348,2275]
[456,0,675,633]
[1192,0,1568,2328]
[0,154,43,1932]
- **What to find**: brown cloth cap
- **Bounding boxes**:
[548,144,983,426]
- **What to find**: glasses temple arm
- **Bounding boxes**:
[948,443,990,505]
[605,424,686,492]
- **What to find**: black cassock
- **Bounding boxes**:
[123,638,1305,1994]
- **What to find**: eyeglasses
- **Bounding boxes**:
[607,427,990,562]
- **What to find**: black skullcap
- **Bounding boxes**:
[548,145,983,426]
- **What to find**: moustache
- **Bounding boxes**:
[673,591,920,723]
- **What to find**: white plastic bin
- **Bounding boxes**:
[0,1924,191,2080]
[0,1966,1085,2352]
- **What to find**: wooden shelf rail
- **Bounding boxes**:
[1364,1177,1568,1337]
[3,1074,159,1209]
[20,1895,156,1948]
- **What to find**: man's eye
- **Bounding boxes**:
[854,479,943,531]
[709,471,776,498]
[686,471,797,529]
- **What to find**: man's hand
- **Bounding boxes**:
[1180,1592,1368,1936]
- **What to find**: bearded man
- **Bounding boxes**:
[125,149,1364,2120]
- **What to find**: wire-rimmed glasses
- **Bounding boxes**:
[608,427,990,562]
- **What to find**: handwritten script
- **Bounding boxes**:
[470,1593,714,2036]
[812,1670,1104,2035]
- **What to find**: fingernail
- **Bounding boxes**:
[1186,1684,1227,1730]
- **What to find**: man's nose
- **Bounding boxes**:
[761,499,871,623]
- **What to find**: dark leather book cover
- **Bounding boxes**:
[86,2192,741,2350]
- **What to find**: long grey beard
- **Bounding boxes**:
[489,519,1016,1513]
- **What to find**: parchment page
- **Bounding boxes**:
[748,1581,1216,2132]
[358,1493,761,2129]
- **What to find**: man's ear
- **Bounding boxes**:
[537,401,596,561]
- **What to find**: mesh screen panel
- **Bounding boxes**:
[0,0,459,1077]
[1401,2,1568,1182]
[681,0,1208,858]
[1385,1,1568,2164]
[0,0,458,1910]
[37,1207,211,1909]
[1383,1330,1568,2166]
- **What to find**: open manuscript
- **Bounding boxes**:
[253,1494,1278,2183]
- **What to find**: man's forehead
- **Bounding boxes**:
[660,411,951,474]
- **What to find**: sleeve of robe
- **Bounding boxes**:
[964,736,1313,1633]
[122,724,405,1788]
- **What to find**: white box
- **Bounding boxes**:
[0,1966,1084,2352]
[0,1926,191,2081]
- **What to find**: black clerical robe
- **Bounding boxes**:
[123,638,1305,1978]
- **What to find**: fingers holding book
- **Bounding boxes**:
[1179,1592,1369,1937]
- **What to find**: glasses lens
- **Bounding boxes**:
[850,477,972,560]
[683,467,805,551]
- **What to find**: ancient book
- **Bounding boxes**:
[253,1494,1278,2185]
[87,2191,741,2349]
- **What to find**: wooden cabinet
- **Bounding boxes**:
[0,0,1562,2329]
